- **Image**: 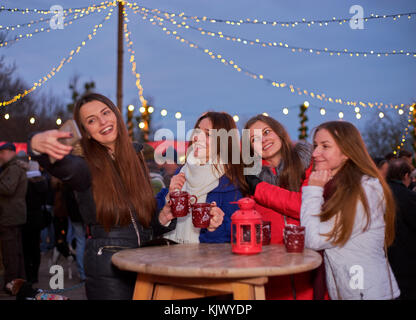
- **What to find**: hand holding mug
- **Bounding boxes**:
[207,201,224,232]
[159,200,175,226]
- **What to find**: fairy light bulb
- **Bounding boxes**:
[175,112,182,119]
[161,109,167,116]
[283,107,289,115]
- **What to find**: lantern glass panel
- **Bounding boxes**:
[241,225,251,243]
[256,224,261,244]
[232,224,236,244]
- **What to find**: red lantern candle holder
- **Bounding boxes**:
[231,197,262,255]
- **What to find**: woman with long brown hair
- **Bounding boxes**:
[29,93,175,299]
[161,111,248,243]
[244,114,315,300]
[301,120,400,299]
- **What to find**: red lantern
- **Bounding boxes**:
[231,197,262,255]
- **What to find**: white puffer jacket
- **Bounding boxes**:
[301,176,400,300]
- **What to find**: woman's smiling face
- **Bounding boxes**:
[249,120,283,161]
[79,100,118,152]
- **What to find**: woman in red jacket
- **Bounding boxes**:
[244,114,319,300]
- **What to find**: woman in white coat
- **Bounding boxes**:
[300,121,400,300]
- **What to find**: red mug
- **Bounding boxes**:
[284,225,305,253]
[169,191,197,217]
[191,203,211,228]
[262,221,271,245]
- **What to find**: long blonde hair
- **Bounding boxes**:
[314,121,395,247]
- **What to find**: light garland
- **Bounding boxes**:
[154,13,416,58]
[0,5,113,48]
[128,3,416,28]
[0,9,114,107]
[0,2,114,15]
[132,8,413,112]
[0,1,115,31]
[392,106,415,154]
[122,8,147,108]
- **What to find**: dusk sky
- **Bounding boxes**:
[1,0,415,141]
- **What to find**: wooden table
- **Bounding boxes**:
[111,243,322,300]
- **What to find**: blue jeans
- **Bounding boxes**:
[69,221,86,281]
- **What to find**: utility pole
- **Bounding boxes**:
[116,1,124,117]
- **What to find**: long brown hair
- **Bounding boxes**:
[313,121,395,247]
[189,111,249,195]
[73,93,155,231]
[244,114,305,192]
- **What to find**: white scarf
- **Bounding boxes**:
[164,152,224,243]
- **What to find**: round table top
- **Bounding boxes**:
[112,243,322,278]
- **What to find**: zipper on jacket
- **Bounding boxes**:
[97,245,133,255]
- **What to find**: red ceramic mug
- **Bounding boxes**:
[169,191,198,217]
[262,221,271,245]
[191,203,211,228]
[284,225,305,253]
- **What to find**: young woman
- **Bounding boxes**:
[29,93,175,300]
[301,121,400,300]
[244,114,316,300]
[159,111,248,244]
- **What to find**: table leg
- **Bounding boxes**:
[232,282,255,300]
[132,273,155,300]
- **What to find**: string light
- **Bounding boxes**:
[378,112,385,118]
[128,104,135,112]
[392,107,415,154]
[282,107,289,115]
[161,109,168,116]
[233,115,239,122]
[129,3,416,28]
[0,4,113,48]
[175,112,182,119]
[56,118,62,125]
[123,7,148,111]
[4,113,10,120]
[133,9,413,112]
[0,9,113,107]
[320,108,326,115]
[29,117,36,124]
[154,13,416,58]
[0,1,114,32]
[338,112,344,119]
[0,2,115,15]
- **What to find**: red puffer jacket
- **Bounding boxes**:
[252,162,317,300]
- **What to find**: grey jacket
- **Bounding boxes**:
[0,157,28,226]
